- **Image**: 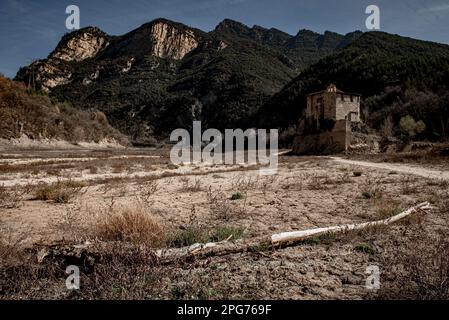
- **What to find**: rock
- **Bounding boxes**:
[150,21,198,60]
[37,248,51,264]
[50,27,109,62]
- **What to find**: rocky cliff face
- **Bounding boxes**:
[16,20,202,91]
[149,21,198,60]
[50,27,109,62]
[15,27,110,91]
[18,60,72,92]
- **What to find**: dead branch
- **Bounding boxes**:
[156,202,432,262]
[271,202,432,245]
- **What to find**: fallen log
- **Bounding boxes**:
[271,201,432,245]
[155,235,271,263]
[156,202,432,262]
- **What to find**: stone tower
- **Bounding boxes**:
[293,85,361,154]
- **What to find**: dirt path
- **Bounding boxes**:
[331,157,449,181]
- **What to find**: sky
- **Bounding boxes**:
[0,0,448,78]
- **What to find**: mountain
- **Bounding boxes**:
[0,76,126,144]
[14,18,360,144]
[257,31,449,141]
[214,19,363,69]
[16,18,448,144]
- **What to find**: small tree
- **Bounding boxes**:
[400,115,426,138]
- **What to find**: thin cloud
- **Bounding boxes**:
[421,3,449,12]
[6,0,29,13]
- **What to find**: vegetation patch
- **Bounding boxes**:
[230,192,244,200]
[33,181,84,204]
[94,207,166,246]
[354,243,376,255]
[169,226,245,247]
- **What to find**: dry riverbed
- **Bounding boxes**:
[1,148,448,299]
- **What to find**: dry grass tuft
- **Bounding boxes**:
[180,177,203,192]
[0,185,28,209]
[33,180,84,204]
[379,232,449,300]
[0,228,29,265]
[230,175,258,192]
[206,187,246,220]
[138,180,159,206]
[375,200,403,220]
[361,176,384,199]
[94,206,166,246]
[401,177,419,195]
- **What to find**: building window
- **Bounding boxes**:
[350,96,353,102]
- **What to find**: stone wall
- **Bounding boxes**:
[306,92,337,122]
[307,92,360,124]
[336,94,360,121]
[292,120,350,154]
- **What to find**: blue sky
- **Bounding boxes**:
[0,0,448,78]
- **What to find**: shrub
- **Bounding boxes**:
[379,233,449,299]
[361,177,384,199]
[0,185,26,209]
[304,232,336,246]
[206,188,235,220]
[94,207,166,246]
[87,165,99,174]
[353,171,363,177]
[33,184,60,201]
[400,115,426,137]
[33,181,83,203]
[169,226,209,247]
[354,243,376,255]
[376,204,403,219]
[230,192,244,200]
[210,227,245,242]
[92,111,109,125]
[307,174,327,190]
[249,243,271,252]
[180,178,203,192]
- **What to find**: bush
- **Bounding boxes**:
[0,185,26,209]
[361,177,384,199]
[400,115,426,138]
[354,243,376,255]
[379,233,449,299]
[210,227,245,242]
[230,192,244,200]
[376,203,403,219]
[33,181,83,203]
[94,207,166,246]
[169,226,209,247]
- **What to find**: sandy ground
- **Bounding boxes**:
[1,148,448,299]
[332,157,449,181]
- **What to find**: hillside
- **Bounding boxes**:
[0,76,127,145]
[257,32,449,141]
[14,18,360,143]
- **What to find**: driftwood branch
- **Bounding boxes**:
[271,201,431,245]
[155,202,432,262]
